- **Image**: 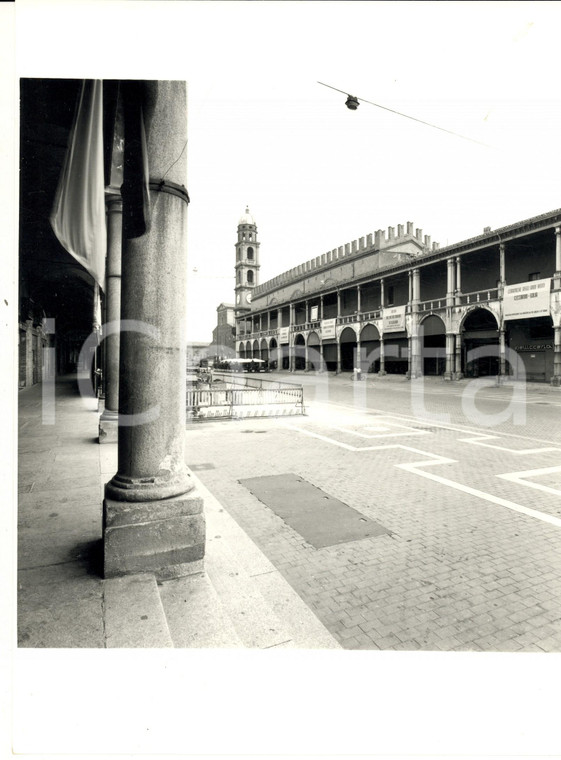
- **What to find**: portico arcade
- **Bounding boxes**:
[235,210,561,384]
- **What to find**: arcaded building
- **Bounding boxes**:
[235,208,561,384]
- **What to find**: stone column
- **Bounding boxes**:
[552,326,561,386]
[103,81,204,580]
[336,290,341,317]
[455,257,462,305]
[336,338,341,374]
[380,278,385,308]
[499,242,506,295]
[289,304,295,371]
[499,328,506,377]
[455,333,463,379]
[320,295,324,320]
[99,194,122,443]
[444,333,454,380]
[554,227,561,290]
[357,285,361,315]
[410,269,421,378]
[408,270,412,303]
[379,337,386,375]
[446,258,455,306]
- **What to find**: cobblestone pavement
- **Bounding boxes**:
[186,373,561,651]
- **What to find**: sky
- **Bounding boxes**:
[12,0,561,342]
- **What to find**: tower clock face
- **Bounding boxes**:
[236,294,240,304]
[246,293,252,304]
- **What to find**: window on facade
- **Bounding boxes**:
[529,272,541,281]
[387,286,394,305]
[247,270,254,284]
[249,233,252,240]
[247,247,254,260]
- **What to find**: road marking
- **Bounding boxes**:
[397,459,561,529]
[286,422,561,529]
[309,400,561,447]
[334,416,429,439]
[497,466,561,498]
[458,434,561,456]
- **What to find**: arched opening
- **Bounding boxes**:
[247,247,254,260]
[307,331,321,371]
[383,331,409,375]
[360,323,380,373]
[340,326,357,372]
[294,333,306,370]
[421,314,446,376]
[252,340,259,359]
[461,308,499,377]
[247,270,254,284]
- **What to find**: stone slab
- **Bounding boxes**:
[240,473,389,548]
[18,568,104,648]
[104,573,173,648]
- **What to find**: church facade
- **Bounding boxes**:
[234,208,561,384]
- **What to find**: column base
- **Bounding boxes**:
[443,372,453,381]
[377,370,386,376]
[103,488,205,580]
[99,409,118,444]
[550,375,561,387]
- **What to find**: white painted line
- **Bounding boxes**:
[310,400,561,447]
[287,421,561,530]
[498,466,561,498]
[397,461,561,529]
[458,434,561,456]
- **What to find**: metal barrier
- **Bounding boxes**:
[186,376,305,419]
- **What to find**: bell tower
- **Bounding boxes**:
[235,206,260,312]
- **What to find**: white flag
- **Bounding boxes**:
[50,80,106,288]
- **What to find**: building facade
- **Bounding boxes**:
[211,303,236,357]
[235,209,561,384]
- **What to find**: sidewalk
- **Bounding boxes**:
[17,375,340,649]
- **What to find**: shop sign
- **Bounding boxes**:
[321,318,336,339]
[279,327,290,344]
[382,305,406,333]
[511,344,552,351]
[504,278,551,320]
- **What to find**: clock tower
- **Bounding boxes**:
[235,206,260,313]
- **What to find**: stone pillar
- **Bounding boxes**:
[379,337,386,375]
[412,268,420,303]
[357,285,361,315]
[289,304,295,371]
[410,269,421,378]
[380,278,385,308]
[554,227,561,290]
[446,258,455,306]
[552,325,561,386]
[499,242,506,295]
[499,328,506,377]
[408,270,412,303]
[444,333,454,380]
[336,290,341,317]
[336,339,342,374]
[99,194,123,443]
[455,333,463,379]
[455,257,462,304]
[320,295,324,320]
[103,81,204,580]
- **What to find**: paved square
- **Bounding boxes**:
[184,377,561,651]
